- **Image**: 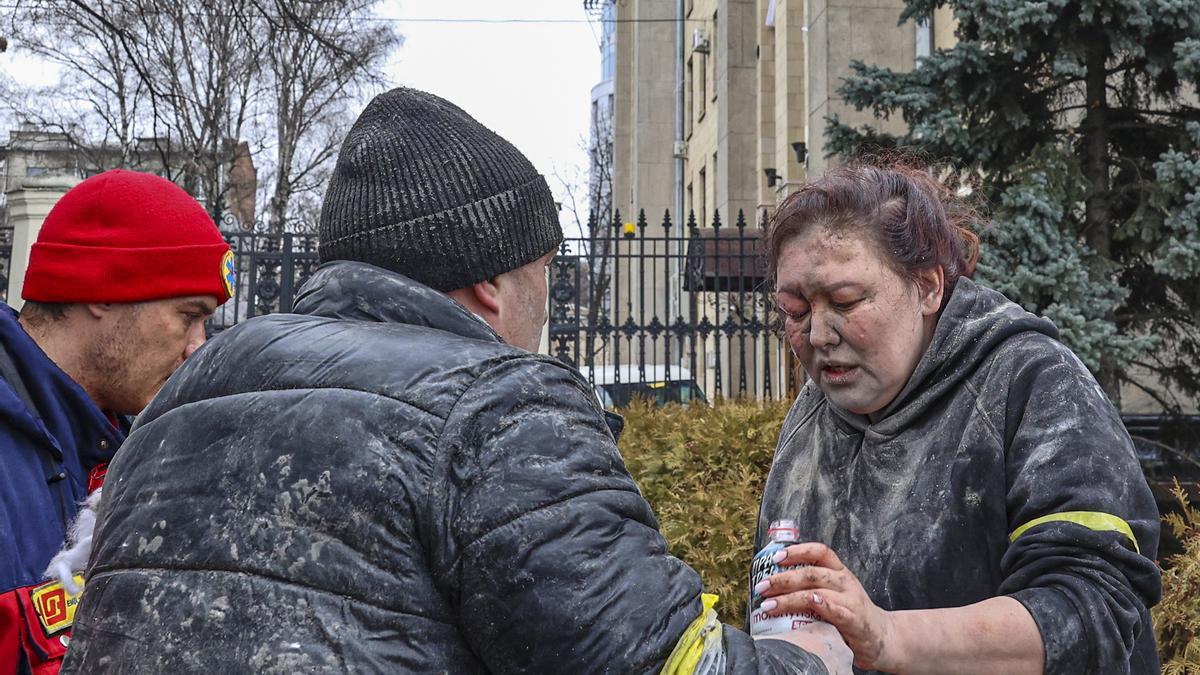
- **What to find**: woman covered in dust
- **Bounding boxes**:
[753,161,1160,674]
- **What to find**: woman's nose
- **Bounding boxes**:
[808,310,840,349]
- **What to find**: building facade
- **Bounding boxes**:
[0,125,257,230]
[608,0,961,227]
[588,0,955,399]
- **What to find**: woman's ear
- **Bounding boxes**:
[914,267,945,316]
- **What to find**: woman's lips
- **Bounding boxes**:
[821,364,858,385]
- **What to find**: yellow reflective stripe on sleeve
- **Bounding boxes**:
[661,593,720,675]
[1009,511,1140,554]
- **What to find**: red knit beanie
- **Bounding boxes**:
[22,170,234,305]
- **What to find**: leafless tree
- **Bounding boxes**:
[125,0,262,222]
[0,0,400,229]
[258,0,399,232]
[556,108,615,359]
[0,0,147,169]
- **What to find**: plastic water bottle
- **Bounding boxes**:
[749,519,826,636]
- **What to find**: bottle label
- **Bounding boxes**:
[749,527,825,636]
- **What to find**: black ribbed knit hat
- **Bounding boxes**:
[318,87,563,291]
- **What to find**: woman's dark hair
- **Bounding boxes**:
[767,159,981,300]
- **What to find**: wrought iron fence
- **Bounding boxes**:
[208,231,320,333]
[205,211,796,401]
[0,226,12,304]
[548,209,797,402]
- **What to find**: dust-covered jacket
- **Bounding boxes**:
[757,277,1161,674]
[63,261,826,674]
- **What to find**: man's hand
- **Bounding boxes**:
[755,619,853,675]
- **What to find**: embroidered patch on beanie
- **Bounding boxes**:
[221,250,237,298]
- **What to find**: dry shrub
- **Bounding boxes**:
[1157,481,1200,673]
[618,397,791,625]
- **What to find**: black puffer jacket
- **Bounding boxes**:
[64,261,824,674]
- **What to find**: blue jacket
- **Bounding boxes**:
[0,305,124,595]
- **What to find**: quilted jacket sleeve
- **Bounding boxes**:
[434,356,826,674]
[997,338,1161,675]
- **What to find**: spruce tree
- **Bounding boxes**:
[826,0,1200,410]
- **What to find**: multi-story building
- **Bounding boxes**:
[582,0,956,399]
[588,0,616,221]
[608,0,957,227]
[596,1,1194,414]
[0,124,257,230]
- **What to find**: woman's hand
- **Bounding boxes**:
[756,543,898,671]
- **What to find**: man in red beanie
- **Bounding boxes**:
[0,169,233,674]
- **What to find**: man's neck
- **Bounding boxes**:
[18,315,107,410]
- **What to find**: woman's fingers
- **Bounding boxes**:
[759,563,845,596]
[762,588,849,621]
[778,542,846,570]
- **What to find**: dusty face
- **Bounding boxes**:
[497,250,554,352]
[774,227,942,418]
[87,295,218,414]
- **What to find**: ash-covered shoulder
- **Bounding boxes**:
[778,381,828,446]
[142,312,534,428]
[977,329,1095,385]
[456,351,608,413]
[970,328,1109,420]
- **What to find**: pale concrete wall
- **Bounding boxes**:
[682,0,760,226]
[806,0,915,176]
[756,0,776,217]
[609,0,679,368]
[622,0,676,222]
[612,0,635,222]
[933,5,957,50]
[6,176,78,309]
[773,0,806,201]
[716,0,759,224]
[1121,358,1200,414]
[685,0,719,226]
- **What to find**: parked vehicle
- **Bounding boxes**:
[1122,414,1200,484]
[579,364,708,409]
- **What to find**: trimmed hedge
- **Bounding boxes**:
[618,397,791,625]
[618,398,1200,663]
[1157,482,1200,673]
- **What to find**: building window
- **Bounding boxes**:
[25,166,48,177]
[699,166,707,228]
[712,152,718,214]
[916,17,932,59]
[711,11,718,102]
[686,57,694,137]
[698,54,707,120]
[687,182,694,223]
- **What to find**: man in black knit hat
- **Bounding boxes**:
[63,88,847,674]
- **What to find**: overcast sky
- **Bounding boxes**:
[381,0,602,225]
[1,0,602,226]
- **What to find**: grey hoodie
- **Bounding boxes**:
[757,277,1161,674]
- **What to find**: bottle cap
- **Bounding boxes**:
[767,519,800,543]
